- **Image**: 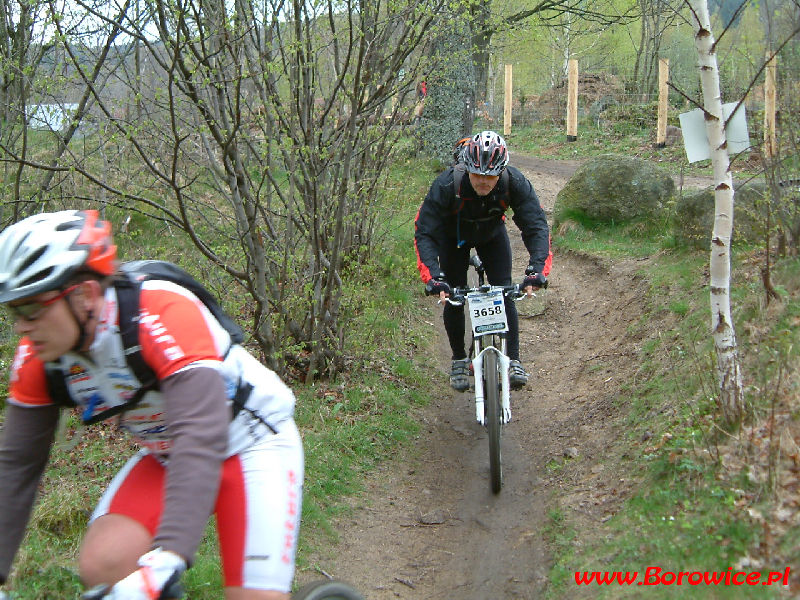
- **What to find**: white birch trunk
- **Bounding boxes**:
[689,0,744,423]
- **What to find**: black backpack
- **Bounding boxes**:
[45,260,245,422]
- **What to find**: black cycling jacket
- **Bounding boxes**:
[414,165,550,282]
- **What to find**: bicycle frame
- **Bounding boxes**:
[445,253,523,426]
[448,272,522,494]
[471,324,511,426]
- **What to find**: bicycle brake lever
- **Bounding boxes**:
[505,285,524,299]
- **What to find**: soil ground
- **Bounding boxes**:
[297,157,708,599]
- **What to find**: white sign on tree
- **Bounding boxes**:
[678,102,750,163]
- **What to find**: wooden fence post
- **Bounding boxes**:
[566,59,578,142]
[764,51,777,160]
[504,64,513,136]
[656,58,669,147]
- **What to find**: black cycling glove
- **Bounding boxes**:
[522,265,548,289]
[425,274,452,296]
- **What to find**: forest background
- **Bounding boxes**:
[1,0,798,377]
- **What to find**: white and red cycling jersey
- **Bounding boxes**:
[1,279,302,592]
[8,279,295,455]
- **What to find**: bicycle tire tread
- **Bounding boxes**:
[485,350,502,494]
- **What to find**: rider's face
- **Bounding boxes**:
[468,172,500,197]
[9,286,86,361]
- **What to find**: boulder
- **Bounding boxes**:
[672,182,768,249]
[554,154,675,228]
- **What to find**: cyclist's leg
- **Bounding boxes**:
[476,228,520,360]
[79,450,161,586]
[216,420,304,600]
[439,242,471,359]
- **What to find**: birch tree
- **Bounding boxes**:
[688,0,744,423]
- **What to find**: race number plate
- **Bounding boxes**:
[467,289,508,335]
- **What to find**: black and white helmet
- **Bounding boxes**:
[0,210,117,303]
[463,130,509,176]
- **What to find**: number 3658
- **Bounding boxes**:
[474,306,502,318]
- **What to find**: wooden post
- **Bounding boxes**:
[764,51,777,159]
[566,59,578,142]
[655,58,669,147]
[504,64,513,136]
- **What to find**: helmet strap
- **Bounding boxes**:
[65,282,97,352]
[69,306,93,352]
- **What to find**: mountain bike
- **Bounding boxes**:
[80,577,364,599]
[443,254,528,494]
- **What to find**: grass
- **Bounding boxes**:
[541,224,799,598]
[500,120,799,598]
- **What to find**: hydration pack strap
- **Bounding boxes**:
[114,275,160,391]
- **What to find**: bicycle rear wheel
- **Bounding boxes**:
[293,579,365,600]
[484,349,502,494]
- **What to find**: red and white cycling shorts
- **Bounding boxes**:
[91,421,304,592]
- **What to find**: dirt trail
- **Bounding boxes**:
[297,157,658,598]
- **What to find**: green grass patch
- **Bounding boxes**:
[544,214,799,598]
[554,217,676,260]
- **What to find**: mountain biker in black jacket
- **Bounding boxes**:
[414,130,551,392]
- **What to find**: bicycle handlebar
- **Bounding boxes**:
[441,284,527,306]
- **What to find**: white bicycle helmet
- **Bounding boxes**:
[0,209,117,303]
[463,130,509,176]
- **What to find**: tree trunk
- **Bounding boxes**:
[470,0,491,105]
[689,0,745,424]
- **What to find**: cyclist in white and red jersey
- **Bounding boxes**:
[0,210,303,600]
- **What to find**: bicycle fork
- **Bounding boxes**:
[471,343,512,426]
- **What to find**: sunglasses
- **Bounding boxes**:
[5,284,81,322]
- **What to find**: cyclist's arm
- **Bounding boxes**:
[414,170,453,283]
[136,284,231,563]
[0,402,60,583]
[506,167,550,273]
[154,366,228,562]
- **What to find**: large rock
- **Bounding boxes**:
[554,154,675,228]
[672,182,768,249]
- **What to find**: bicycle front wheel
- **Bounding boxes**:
[484,350,502,494]
[293,579,365,600]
